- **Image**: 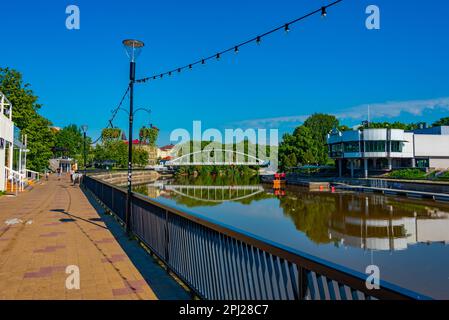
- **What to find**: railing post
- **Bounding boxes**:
[164,209,169,263]
[298,266,308,300]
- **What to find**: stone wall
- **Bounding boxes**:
[90,170,160,186]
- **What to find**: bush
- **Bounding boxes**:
[436,171,449,181]
[388,169,427,180]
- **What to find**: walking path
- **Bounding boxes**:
[0,175,159,300]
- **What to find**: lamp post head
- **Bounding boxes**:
[122,39,145,63]
[81,125,88,133]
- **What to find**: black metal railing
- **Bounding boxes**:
[83,176,427,300]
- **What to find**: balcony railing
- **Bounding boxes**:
[82,175,428,300]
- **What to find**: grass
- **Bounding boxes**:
[387,168,427,180]
[387,169,449,182]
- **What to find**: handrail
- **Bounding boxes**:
[4,167,25,193]
[25,169,40,181]
[83,175,431,300]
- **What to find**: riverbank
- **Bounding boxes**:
[89,170,160,186]
[261,173,449,195]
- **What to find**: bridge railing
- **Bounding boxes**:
[82,175,425,300]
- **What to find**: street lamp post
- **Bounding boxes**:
[81,125,88,176]
[123,39,145,234]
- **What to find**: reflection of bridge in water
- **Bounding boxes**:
[163,185,265,203]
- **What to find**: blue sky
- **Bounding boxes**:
[1,0,449,145]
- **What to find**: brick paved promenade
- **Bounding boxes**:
[0,175,158,300]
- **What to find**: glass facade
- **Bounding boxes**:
[390,141,403,152]
[344,142,360,153]
[365,141,386,152]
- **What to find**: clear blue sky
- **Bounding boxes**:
[2,0,449,145]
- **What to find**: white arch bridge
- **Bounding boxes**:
[163,185,265,203]
[165,149,270,166]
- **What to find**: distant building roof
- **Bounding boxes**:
[124,139,141,145]
[159,144,175,151]
[411,126,449,135]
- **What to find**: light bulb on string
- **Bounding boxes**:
[216,53,220,60]
[284,24,290,33]
[234,46,239,54]
[321,7,327,17]
[256,36,261,45]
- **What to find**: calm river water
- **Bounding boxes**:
[133,176,449,299]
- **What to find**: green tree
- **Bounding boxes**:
[0,68,55,171]
[360,121,420,131]
[54,124,83,158]
[432,117,449,127]
[93,140,148,168]
[303,113,339,164]
[279,126,317,170]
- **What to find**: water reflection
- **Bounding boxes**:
[134,179,449,251]
[133,177,449,298]
[281,186,449,251]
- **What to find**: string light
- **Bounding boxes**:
[90,86,130,144]
[321,6,327,17]
[135,0,343,84]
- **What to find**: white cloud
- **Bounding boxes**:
[235,97,449,128]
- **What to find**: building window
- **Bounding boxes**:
[330,144,342,152]
[416,159,429,168]
[390,141,403,152]
[365,141,386,152]
[344,142,360,153]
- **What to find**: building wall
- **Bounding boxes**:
[414,135,449,157]
[429,158,449,169]
[0,114,14,192]
[402,132,415,157]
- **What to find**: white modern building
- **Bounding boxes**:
[0,91,34,193]
[327,127,449,178]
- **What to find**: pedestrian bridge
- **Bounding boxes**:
[163,185,265,203]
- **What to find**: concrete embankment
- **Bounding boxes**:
[89,170,160,186]
[260,174,330,191]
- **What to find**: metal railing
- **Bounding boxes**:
[83,175,428,300]
[25,169,40,182]
[4,167,25,194]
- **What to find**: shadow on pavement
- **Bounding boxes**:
[80,187,191,300]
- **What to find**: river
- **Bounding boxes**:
[133,176,449,299]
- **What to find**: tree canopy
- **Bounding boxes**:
[432,117,449,127]
[303,113,339,165]
[94,140,148,168]
[0,68,55,171]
